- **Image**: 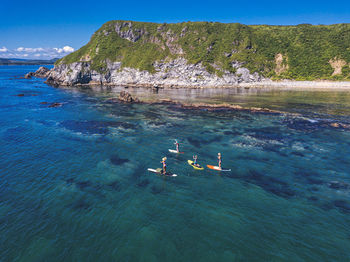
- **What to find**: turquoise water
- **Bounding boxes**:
[1,65,350,261]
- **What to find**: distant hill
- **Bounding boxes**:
[0,58,59,65]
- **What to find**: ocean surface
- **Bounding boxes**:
[1,65,350,261]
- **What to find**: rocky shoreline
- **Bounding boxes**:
[26,65,350,90]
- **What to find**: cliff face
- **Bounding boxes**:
[46,58,264,87]
[47,21,350,87]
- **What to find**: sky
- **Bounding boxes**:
[1,0,350,59]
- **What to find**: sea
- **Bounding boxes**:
[1,65,350,261]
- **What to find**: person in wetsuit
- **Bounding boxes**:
[218,153,222,169]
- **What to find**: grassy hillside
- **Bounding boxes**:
[58,21,350,80]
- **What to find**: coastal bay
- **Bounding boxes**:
[1,65,350,261]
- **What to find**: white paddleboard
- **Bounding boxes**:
[147,168,177,177]
[168,149,184,154]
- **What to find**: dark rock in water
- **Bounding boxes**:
[24,72,34,79]
[14,93,38,97]
[333,200,350,213]
[36,66,50,76]
[118,91,140,103]
[48,102,62,108]
[24,66,50,79]
[187,137,201,148]
[110,155,129,165]
[329,181,349,190]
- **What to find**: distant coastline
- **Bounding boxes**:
[0,57,58,65]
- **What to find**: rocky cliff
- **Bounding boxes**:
[45,58,264,87]
[45,21,350,87]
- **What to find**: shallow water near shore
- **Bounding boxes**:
[1,65,350,261]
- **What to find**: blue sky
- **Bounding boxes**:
[1,0,350,59]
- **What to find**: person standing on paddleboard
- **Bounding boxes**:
[193,155,198,166]
[174,140,180,153]
[161,157,167,175]
[218,153,222,168]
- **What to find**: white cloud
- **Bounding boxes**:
[53,46,74,54]
[63,46,74,52]
[0,45,75,59]
[17,47,45,52]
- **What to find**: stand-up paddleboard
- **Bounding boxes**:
[187,160,204,170]
[147,168,177,177]
[168,149,184,154]
[206,165,231,172]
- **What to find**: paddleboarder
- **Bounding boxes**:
[218,153,222,168]
[174,140,180,153]
[193,155,198,166]
[161,157,167,175]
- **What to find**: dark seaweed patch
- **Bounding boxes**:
[283,117,331,132]
[60,120,137,135]
[151,185,163,194]
[76,181,93,190]
[333,200,350,214]
[308,186,320,192]
[307,196,318,202]
[187,136,222,148]
[329,181,350,190]
[3,126,27,142]
[107,180,121,191]
[71,199,91,211]
[246,126,284,141]
[110,155,129,166]
[137,179,150,188]
[143,111,162,120]
[147,121,167,127]
[187,137,202,148]
[291,151,305,157]
[242,170,295,198]
[305,177,324,185]
[66,178,75,184]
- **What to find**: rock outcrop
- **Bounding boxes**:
[44,58,265,88]
[25,66,50,79]
[118,91,140,103]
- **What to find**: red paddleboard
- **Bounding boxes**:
[206,165,231,172]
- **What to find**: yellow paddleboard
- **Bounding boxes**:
[187,160,204,170]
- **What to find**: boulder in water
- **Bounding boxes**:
[118,91,140,103]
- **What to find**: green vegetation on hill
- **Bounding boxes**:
[58,21,350,80]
